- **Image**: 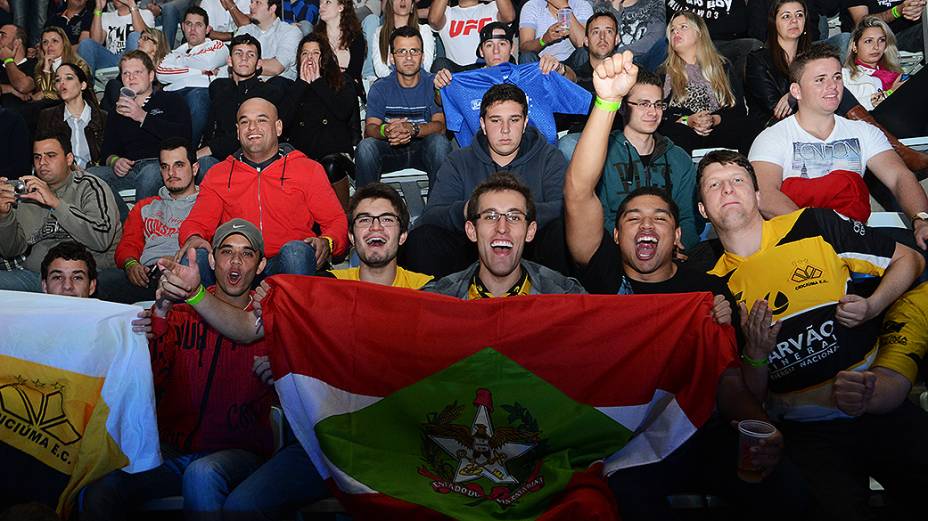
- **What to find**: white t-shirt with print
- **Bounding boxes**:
[437,2,499,66]
[200,0,251,34]
[748,115,892,180]
[519,0,592,61]
[101,10,156,54]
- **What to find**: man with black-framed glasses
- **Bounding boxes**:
[423,172,584,298]
[355,25,452,188]
[329,182,432,288]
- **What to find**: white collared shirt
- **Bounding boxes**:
[66,102,93,168]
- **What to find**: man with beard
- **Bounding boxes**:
[330,182,432,288]
[97,137,200,303]
[81,218,277,519]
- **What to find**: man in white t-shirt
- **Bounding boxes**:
[157,6,229,146]
[201,0,251,41]
[235,0,302,84]
[79,0,155,73]
[518,0,592,65]
[428,0,515,71]
[749,43,928,249]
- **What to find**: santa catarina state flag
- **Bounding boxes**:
[263,276,737,520]
[0,291,161,517]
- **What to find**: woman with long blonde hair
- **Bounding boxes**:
[842,15,928,138]
[32,26,91,101]
[369,0,435,79]
[658,11,755,153]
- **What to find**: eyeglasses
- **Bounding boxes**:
[353,213,400,228]
[474,209,526,224]
[625,100,668,110]
[392,48,422,57]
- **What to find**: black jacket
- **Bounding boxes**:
[37,102,107,166]
[745,47,795,125]
[280,74,360,160]
[202,76,282,161]
[663,61,747,122]
[100,90,191,161]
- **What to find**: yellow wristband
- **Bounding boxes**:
[185,284,206,305]
[321,235,334,253]
[594,96,621,112]
[93,9,103,16]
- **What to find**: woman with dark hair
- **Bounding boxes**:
[282,33,361,209]
[37,62,106,168]
[315,0,366,93]
[745,0,811,125]
[32,26,91,101]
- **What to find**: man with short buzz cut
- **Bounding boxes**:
[41,241,98,298]
[749,42,928,250]
[90,50,192,221]
[404,83,567,278]
[156,5,230,148]
[332,182,432,288]
[697,148,928,519]
[97,137,200,303]
[0,131,121,293]
[434,21,590,148]
[179,96,348,285]
[234,0,302,85]
[199,34,280,168]
[565,53,699,249]
[356,25,451,188]
[423,172,584,298]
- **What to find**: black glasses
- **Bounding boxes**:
[625,100,668,110]
[392,48,422,57]
[353,213,400,228]
[473,209,526,224]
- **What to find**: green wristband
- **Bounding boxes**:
[185,284,206,306]
[538,36,546,47]
[124,259,140,270]
[379,123,387,138]
[93,9,103,16]
[892,5,901,18]
[885,88,894,96]
[741,352,770,368]
[594,96,621,112]
[2,58,13,65]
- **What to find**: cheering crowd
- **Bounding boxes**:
[2,0,928,519]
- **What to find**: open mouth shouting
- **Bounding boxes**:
[634,231,659,260]
[365,235,387,248]
[490,239,514,256]
[227,268,243,287]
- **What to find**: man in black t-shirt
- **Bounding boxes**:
[45,0,93,44]
[0,23,37,108]
[845,0,926,52]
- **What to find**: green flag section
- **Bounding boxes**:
[263,276,738,520]
[316,348,632,520]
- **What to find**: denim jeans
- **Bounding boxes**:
[11,0,48,47]
[557,132,581,162]
[262,240,317,279]
[78,32,142,75]
[223,441,328,520]
[188,247,217,288]
[96,267,157,304]
[0,268,41,292]
[80,445,265,520]
[139,0,192,49]
[354,134,451,188]
[176,87,211,148]
[361,13,381,79]
[88,159,162,221]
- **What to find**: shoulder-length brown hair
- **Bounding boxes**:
[315,0,363,52]
[379,0,417,64]
[297,33,345,92]
[767,0,811,77]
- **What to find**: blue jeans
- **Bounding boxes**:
[188,247,217,288]
[96,267,157,304]
[355,134,451,188]
[139,0,192,49]
[176,87,211,148]
[262,240,317,278]
[88,159,162,221]
[632,37,668,73]
[11,0,48,47]
[557,132,581,162]
[198,155,222,183]
[78,32,142,75]
[223,441,328,519]
[80,445,265,519]
[361,13,381,79]
[0,268,41,292]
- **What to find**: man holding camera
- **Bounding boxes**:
[97,137,199,303]
[0,132,122,293]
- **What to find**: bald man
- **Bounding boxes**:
[178,97,349,282]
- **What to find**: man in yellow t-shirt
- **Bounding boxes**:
[330,183,431,289]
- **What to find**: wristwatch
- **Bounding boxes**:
[913,211,928,223]
[411,121,421,138]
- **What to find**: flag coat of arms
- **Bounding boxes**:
[0,291,161,516]
[263,276,737,520]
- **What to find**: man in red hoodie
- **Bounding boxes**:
[178,96,348,286]
[81,218,277,520]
